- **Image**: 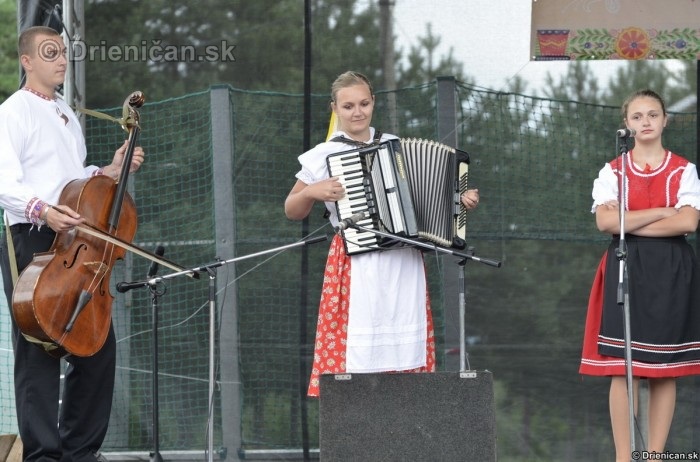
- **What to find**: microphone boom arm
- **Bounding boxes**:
[349,223,501,267]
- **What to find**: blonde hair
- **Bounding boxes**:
[330,71,374,103]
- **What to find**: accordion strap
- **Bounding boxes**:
[329,130,383,147]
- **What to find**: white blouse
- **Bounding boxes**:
[295,128,429,372]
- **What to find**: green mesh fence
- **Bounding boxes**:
[0,81,698,461]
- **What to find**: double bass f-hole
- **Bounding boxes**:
[62,242,87,270]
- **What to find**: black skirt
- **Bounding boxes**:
[598,234,700,363]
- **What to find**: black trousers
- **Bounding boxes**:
[0,224,116,462]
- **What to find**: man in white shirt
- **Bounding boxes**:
[0,26,144,462]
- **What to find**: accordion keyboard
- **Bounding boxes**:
[327,150,380,254]
[327,141,417,255]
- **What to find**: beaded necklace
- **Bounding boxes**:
[22,86,56,102]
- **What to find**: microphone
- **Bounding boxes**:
[116,246,165,293]
[147,245,165,278]
[616,128,636,138]
[116,280,143,293]
[334,212,367,232]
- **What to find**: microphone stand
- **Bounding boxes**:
[344,224,501,371]
[459,247,475,372]
[148,277,166,462]
[117,253,166,462]
[616,134,637,457]
[117,234,329,462]
[346,224,502,268]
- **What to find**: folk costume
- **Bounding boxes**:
[0,89,115,462]
[294,128,436,397]
[580,150,700,378]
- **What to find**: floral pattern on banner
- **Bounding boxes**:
[535,27,700,60]
[306,235,436,397]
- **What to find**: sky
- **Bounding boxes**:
[391,0,658,93]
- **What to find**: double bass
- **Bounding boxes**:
[12,91,190,358]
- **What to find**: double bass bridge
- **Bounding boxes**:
[84,260,109,279]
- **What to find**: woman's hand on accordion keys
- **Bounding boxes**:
[284,177,345,221]
[461,188,480,210]
[313,176,345,202]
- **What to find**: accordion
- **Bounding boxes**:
[326,138,470,255]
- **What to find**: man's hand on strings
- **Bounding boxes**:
[102,140,145,179]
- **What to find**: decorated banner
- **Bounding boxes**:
[531,0,700,61]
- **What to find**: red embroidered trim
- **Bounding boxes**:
[22,86,56,101]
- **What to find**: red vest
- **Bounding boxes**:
[609,151,688,210]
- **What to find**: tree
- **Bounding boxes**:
[0,0,18,100]
[82,0,388,107]
[539,61,603,103]
[396,23,472,88]
[603,60,697,107]
[81,0,473,108]
[537,59,697,110]
[0,1,472,107]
